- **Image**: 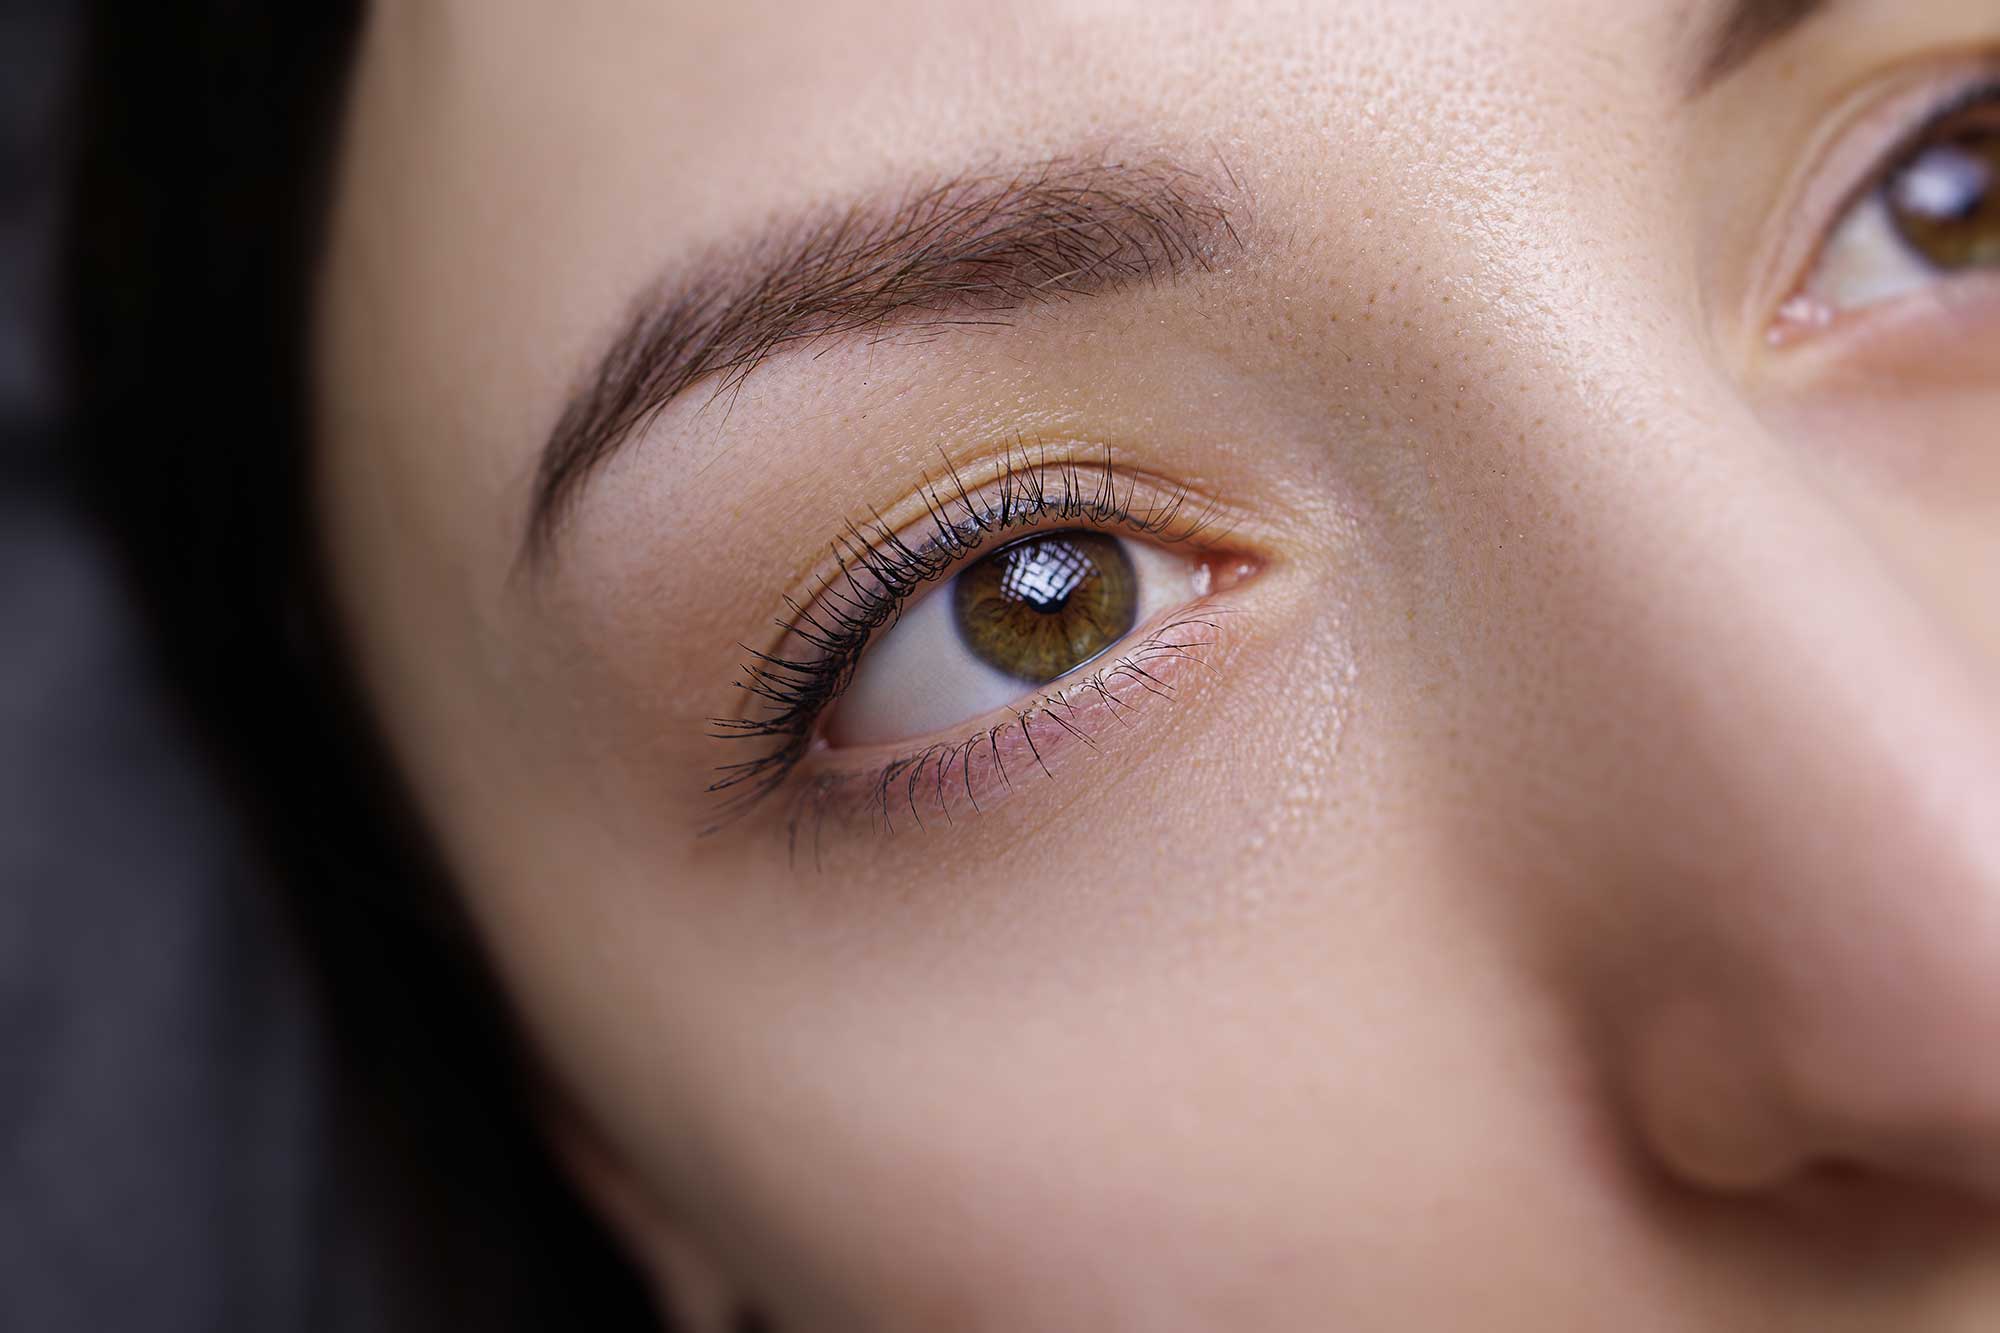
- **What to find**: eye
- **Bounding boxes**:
[1790,84,1999,322]
[827,529,1206,747]
[707,453,1240,824]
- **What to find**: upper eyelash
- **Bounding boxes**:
[704,445,1220,822]
[1891,76,2000,176]
[1867,77,2000,236]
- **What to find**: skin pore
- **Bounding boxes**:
[315,1,2000,1328]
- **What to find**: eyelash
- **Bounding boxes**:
[1910,75,1999,146]
[705,447,1223,834]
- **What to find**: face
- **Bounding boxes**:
[315,1,2000,1327]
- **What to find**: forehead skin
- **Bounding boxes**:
[317,1,2000,1328]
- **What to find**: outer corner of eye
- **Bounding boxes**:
[1774,83,1999,342]
[823,530,1235,751]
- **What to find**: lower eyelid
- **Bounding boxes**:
[1771,270,2000,372]
[794,604,1239,839]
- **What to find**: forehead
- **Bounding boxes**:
[352,0,1686,233]
[328,3,1665,499]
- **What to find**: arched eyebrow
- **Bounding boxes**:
[1693,0,1835,94]
[521,155,1241,567]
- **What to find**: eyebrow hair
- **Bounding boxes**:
[523,155,1240,565]
[1693,0,1835,93]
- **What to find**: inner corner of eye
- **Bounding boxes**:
[821,529,1217,751]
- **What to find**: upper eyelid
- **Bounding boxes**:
[754,453,1232,661]
[833,516,1198,652]
[756,489,1222,701]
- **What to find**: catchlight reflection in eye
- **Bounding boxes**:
[827,530,1205,748]
[1789,86,1999,324]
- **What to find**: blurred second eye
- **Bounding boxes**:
[827,530,1204,748]
[1798,85,1998,318]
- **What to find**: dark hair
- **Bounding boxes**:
[63,7,656,1328]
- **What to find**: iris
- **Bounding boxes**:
[1889,107,1999,269]
[952,532,1139,684]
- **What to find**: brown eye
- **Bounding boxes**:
[1886,102,2000,271]
[952,531,1138,683]
[828,523,1205,748]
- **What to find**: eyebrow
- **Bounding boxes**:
[1693,0,1835,93]
[523,155,1240,565]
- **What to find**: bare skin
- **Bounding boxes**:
[316,1,2000,1328]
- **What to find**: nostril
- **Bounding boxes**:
[1758,1159,2000,1264]
[1624,989,2000,1211]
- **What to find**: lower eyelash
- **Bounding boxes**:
[779,610,1233,868]
[704,445,1222,826]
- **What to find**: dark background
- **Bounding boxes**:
[2,4,374,1328]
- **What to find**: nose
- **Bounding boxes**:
[1572,444,2000,1209]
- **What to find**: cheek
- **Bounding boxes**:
[1789,383,2000,500]
[1756,385,2000,664]
[480,521,1695,1327]
[550,838,1646,1329]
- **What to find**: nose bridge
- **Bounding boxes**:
[1632,479,2000,906]
[1565,419,2000,1197]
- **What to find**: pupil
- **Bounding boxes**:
[952,530,1139,685]
[998,539,1093,613]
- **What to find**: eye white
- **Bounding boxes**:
[1804,186,1936,314]
[826,536,1201,748]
